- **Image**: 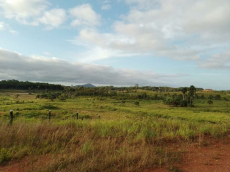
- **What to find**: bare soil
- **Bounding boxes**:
[177,137,230,172]
[143,136,230,172]
[0,155,51,172]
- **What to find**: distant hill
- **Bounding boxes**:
[73,83,96,88]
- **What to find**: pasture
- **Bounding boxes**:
[0,89,230,171]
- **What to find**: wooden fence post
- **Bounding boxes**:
[49,110,51,121]
[10,110,13,125]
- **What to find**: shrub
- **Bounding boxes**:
[180,100,188,107]
[0,148,12,165]
[134,101,139,105]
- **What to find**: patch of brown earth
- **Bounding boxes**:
[0,155,51,172]
[142,167,168,172]
[177,138,230,172]
[142,137,230,172]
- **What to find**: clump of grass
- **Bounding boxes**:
[39,104,59,110]
[0,148,12,165]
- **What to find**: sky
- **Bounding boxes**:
[0,0,229,90]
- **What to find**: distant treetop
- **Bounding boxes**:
[0,80,64,90]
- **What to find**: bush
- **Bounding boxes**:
[134,101,139,106]
[164,97,186,107]
[207,100,213,105]
[180,100,188,107]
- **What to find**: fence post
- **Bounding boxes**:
[77,111,78,120]
[49,110,51,121]
[98,115,100,119]
[10,110,13,125]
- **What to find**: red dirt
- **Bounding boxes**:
[142,167,169,172]
[143,137,230,172]
[1,138,230,172]
[0,155,51,172]
[177,138,230,172]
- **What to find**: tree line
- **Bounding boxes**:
[35,84,228,107]
[0,80,64,90]
[37,85,198,102]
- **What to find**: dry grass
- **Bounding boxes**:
[0,118,186,172]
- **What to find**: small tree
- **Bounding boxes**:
[207,99,213,105]
[200,95,205,99]
[215,95,221,100]
[14,94,19,100]
[208,95,214,100]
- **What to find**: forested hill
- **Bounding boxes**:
[0,80,64,90]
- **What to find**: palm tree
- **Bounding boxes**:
[181,87,187,100]
[188,85,196,105]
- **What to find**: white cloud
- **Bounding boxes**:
[0,47,179,86]
[0,0,49,22]
[0,22,6,30]
[101,4,111,10]
[69,0,229,63]
[71,23,199,62]
[0,0,66,29]
[38,8,67,29]
[182,0,230,44]
[124,0,230,42]
[0,21,18,34]
[101,0,111,10]
[199,51,230,69]
[125,0,160,10]
[69,4,101,27]
[69,28,143,62]
[43,52,51,56]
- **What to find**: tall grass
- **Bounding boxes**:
[0,116,228,171]
[0,92,230,171]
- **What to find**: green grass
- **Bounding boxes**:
[0,91,230,171]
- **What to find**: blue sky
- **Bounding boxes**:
[0,0,229,90]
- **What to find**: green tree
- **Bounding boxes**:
[181,87,187,100]
[200,95,205,99]
[208,95,214,100]
[207,99,213,105]
[188,85,196,105]
[215,95,221,100]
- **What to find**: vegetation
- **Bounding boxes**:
[0,85,230,171]
[0,80,64,90]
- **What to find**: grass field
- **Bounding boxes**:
[0,89,230,171]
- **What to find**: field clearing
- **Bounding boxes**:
[0,90,230,171]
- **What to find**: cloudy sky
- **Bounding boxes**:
[0,0,229,90]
